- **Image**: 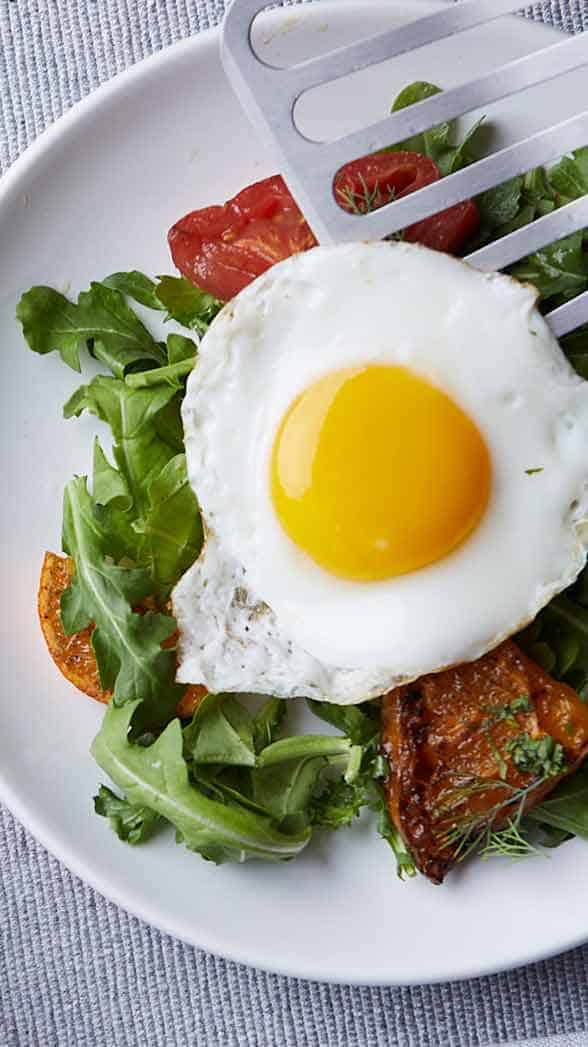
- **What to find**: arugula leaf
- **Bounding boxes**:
[184,697,361,835]
[366,781,417,880]
[94,784,161,844]
[310,777,365,830]
[476,177,524,236]
[308,697,416,874]
[61,476,181,722]
[307,698,380,746]
[548,147,588,201]
[103,271,166,312]
[65,369,199,598]
[561,325,588,379]
[509,230,588,301]
[388,81,487,177]
[16,283,166,376]
[446,117,486,175]
[125,357,196,390]
[16,287,87,372]
[528,763,588,839]
[390,81,449,159]
[475,167,560,248]
[92,702,311,863]
[255,735,355,767]
[155,276,223,334]
[184,693,256,767]
[167,333,197,365]
[134,453,203,599]
[252,756,336,823]
[125,334,197,390]
[252,698,287,752]
[517,593,588,699]
[474,154,588,302]
[92,438,131,510]
[64,376,179,518]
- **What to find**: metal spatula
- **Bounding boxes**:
[220,0,588,338]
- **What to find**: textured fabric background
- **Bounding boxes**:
[2,2,588,1046]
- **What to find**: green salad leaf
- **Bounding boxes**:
[92,702,311,863]
[125,335,197,389]
[134,453,203,598]
[252,754,339,824]
[155,275,223,334]
[509,230,588,301]
[252,698,287,752]
[388,80,487,176]
[94,784,161,844]
[473,152,588,303]
[184,692,257,767]
[517,591,588,700]
[308,697,416,877]
[103,271,166,312]
[528,763,588,840]
[61,476,182,722]
[64,376,179,514]
[549,147,588,202]
[63,375,202,593]
[92,438,132,510]
[476,177,525,237]
[307,698,380,746]
[16,283,166,376]
[310,777,366,830]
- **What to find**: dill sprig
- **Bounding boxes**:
[336,173,396,215]
[479,819,540,861]
[435,774,549,863]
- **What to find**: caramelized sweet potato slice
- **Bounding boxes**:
[39,552,107,702]
[382,641,588,883]
[38,552,206,717]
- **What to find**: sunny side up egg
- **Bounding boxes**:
[173,241,588,704]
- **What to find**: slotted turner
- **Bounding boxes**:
[221,0,588,338]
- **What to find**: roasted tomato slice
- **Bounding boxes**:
[404,200,481,253]
[169,154,480,301]
[169,175,316,300]
[335,151,481,254]
[334,151,440,210]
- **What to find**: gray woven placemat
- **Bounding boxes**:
[2,3,588,1046]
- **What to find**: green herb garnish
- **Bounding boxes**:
[506,733,565,778]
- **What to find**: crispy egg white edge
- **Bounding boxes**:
[174,242,588,702]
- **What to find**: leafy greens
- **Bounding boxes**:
[16,78,588,878]
[17,268,409,871]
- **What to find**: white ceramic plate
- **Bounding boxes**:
[2,0,588,986]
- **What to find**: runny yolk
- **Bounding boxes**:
[270,364,492,581]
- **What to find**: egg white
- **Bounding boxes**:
[173,241,588,703]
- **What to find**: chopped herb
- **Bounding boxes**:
[480,695,533,776]
[487,736,508,781]
[506,733,565,778]
[482,695,532,730]
[525,467,544,475]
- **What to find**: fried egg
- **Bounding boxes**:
[173,241,588,703]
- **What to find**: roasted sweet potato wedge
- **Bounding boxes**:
[38,552,206,717]
[39,552,107,702]
[382,641,588,883]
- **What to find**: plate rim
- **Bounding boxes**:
[2,1,585,987]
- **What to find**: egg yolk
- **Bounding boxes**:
[270,365,492,581]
